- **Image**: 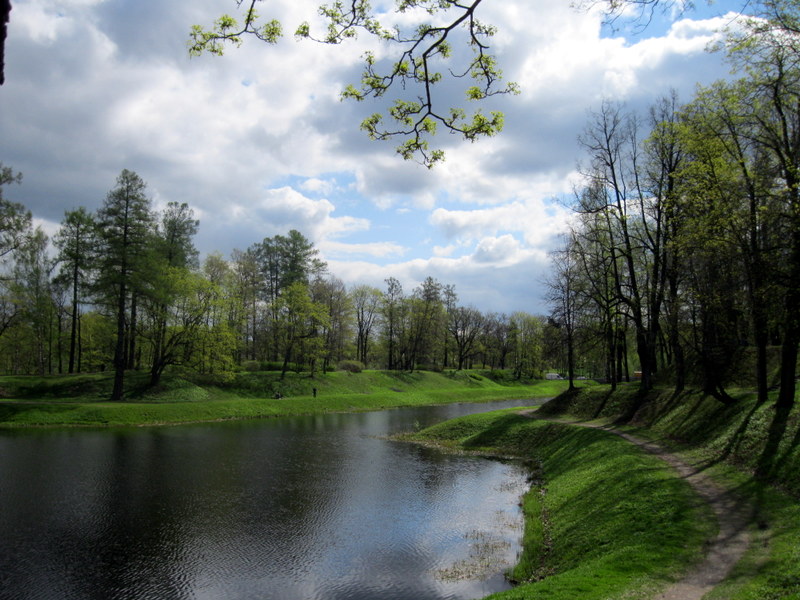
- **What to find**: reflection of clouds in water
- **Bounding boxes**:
[0,400,536,600]
[433,464,528,587]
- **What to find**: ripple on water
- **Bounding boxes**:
[0,401,532,600]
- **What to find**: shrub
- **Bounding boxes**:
[337,360,365,373]
[241,360,261,372]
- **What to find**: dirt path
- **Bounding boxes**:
[521,413,752,600]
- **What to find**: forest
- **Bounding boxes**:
[1,2,799,414]
[0,165,554,399]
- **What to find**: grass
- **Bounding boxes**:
[410,410,715,599]
[0,370,580,428]
[534,384,800,600]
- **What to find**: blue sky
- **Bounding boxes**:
[0,0,748,314]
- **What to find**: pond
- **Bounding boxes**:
[0,398,543,600]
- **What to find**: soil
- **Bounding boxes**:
[520,412,752,600]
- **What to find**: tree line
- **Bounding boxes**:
[0,167,557,398]
[547,7,800,416]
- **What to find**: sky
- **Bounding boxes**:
[0,0,747,315]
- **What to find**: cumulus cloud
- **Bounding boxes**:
[429,198,572,249]
[1,0,735,313]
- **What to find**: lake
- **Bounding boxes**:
[0,398,542,600]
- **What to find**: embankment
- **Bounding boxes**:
[411,384,800,599]
[0,370,573,427]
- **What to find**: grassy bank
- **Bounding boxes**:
[537,385,800,599]
[410,410,714,599]
[0,370,575,428]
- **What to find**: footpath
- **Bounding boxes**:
[521,412,752,600]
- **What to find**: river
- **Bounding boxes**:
[0,398,542,600]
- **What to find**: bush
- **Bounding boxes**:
[241,360,261,372]
[337,360,364,373]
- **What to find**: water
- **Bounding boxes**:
[0,399,542,600]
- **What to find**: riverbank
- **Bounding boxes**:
[0,370,577,428]
[409,385,800,599]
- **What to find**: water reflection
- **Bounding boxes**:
[0,399,540,600]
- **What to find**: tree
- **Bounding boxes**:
[274,281,330,377]
[144,268,224,385]
[0,163,30,271]
[678,79,780,403]
[481,312,513,370]
[578,100,657,391]
[0,163,31,345]
[255,230,326,362]
[715,11,800,410]
[310,275,351,371]
[156,202,199,269]
[382,277,405,369]
[576,96,685,393]
[546,239,583,390]
[447,305,484,370]
[95,169,155,401]
[10,228,54,375]
[351,284,382,367]
[230,247,261,361]
[53,208,96,373]
[405,277,444,370]
[509,312,543,379]
[146,202,200,385]
[198,252,239,374]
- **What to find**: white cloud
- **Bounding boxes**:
[473,235,526,264]
[223,187,369,241]
[320,240,407,259]
[429,197,572,248]
[1,0,735,313]
[300,178,335,195]
[433,244,456,257]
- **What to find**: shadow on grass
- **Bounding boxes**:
[756,401,794,480]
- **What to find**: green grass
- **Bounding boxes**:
[536,384,800,600]
[0,370,578,428]
[411,411,714,599]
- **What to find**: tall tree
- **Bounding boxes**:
[257,230,326,361]
[405,277,443,371]
[0,163,30,272]
[230,247,261,361]
[546,239,583,390]
[577,97,683,393]
[311,275,351,372]
[351,284,382,367]
[53,207,96,373]
[0,163,30,344]
[679,80,779,403]
[274,282,329,378]
[95,169,154,401]
[11,228,53,375]
[716,11,800,409]
[447,305,484,370]
[382,277,405,370]
[147,202,199,385]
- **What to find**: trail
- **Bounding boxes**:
[520,412,752,600]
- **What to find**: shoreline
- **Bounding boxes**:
[0,385,563,429]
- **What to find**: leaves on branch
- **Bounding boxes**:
[189,0,519,167]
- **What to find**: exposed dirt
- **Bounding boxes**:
[519,412,753,600]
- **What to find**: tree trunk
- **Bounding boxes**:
[111,281,127,401]
[68,260,79,374]
[776,230,800,411]
[127,292,138,370]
